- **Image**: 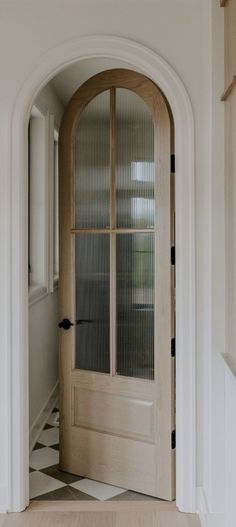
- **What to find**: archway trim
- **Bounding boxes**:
[9,35,196,512]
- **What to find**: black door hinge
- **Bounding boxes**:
[171,246,175,265]
[171,154,175,174]
[171,338,176,357]
[171,430,176,450]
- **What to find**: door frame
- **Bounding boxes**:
[8,36,195,512]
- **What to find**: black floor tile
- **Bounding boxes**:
[40,464,84,485]
[34,485,98,501]
[50,443,59,451]
[33,442,45,450]
[108,490,159,501]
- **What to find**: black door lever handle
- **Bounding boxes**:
[58,318,74,330]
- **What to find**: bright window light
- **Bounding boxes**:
[131,161,155,182]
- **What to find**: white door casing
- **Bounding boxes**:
[7,36,195,512]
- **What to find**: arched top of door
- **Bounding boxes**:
[60,68,171,140]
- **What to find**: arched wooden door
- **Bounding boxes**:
[59,69,175,500]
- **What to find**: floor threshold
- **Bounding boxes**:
[28,499,178,512]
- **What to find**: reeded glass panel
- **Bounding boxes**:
[75,91,110,228]
[116,233,154,380]
[116,89,155,229]
[75,234,110,373]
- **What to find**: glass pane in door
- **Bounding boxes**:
[116,233,154,380]
[75,90,110,228]
[75,234,110,373]
[116,89,155,229]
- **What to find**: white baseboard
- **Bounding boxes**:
[0,484,7,513]
[197,487,225,527]
[29,381,58,453]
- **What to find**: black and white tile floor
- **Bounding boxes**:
[29,408,158,501]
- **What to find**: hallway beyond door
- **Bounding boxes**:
[29,407,160,502]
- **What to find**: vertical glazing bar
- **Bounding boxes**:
[110,88,116,229]
[110,88,117,376]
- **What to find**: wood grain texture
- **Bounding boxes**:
[28,500,178,511]
[221,75,236,101]
[0,509,200,527]
[224,0,236,86]
[73,387,155,442]
[225,89,236,368]
[59,69,174,500]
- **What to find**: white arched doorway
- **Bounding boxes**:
[9,36,195,513]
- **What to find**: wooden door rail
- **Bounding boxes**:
[221,76,236,101]
[220,0,228,6]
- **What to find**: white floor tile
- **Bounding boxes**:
[29,471,66,499]
[38,427,59,446]
[70,478,126,501]
[30,447,59,470]
[47,412,59,427]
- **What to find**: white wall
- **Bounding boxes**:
[225,366,236,527]
[28,83,64,437]
[29,293,58,431]
[198,3,236,527]
[0,0,216,513]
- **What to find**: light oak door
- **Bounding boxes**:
[59,69,175,500]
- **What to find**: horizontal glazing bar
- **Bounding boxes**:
[71,228,155,234]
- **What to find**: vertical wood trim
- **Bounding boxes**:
[110,233,116,376]
[153,101,172,499]
[221,76,236,101]
[110,88,116,230]
[110,88,117,376]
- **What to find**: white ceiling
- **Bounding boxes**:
[51,57,142,106]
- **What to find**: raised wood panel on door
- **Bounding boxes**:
[59,69,174,500]
[73,387,155,442]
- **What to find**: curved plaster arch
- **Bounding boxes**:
[9,36,196,513]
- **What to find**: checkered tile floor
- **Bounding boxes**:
[29,407,158,501]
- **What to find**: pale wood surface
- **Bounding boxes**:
[109,88,117,376]
[225,89,236,367]
[0,509,200,527]
[221,75,236,101]
[59,69,174,500]
[28,500,178,511]
[73,387,155,442]
[224,0,236,86]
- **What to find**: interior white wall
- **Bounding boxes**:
[207,2,226,513]
[198,3,236,527]
[29,293,59,433]
[0,0,214,513]
[28,84,64,436]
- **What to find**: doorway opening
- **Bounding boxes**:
[7,36,196,513]
[27,64,175,506]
